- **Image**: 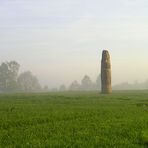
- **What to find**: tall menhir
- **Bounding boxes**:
[101,50,112,94]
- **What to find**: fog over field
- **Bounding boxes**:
[0,0,148,89]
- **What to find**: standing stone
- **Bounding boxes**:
[101,50,112,94]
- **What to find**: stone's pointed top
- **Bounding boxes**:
[102,50,109,55]
[102,50,109,53]
[102,50,110,60]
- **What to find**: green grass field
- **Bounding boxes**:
[0,91,148,148]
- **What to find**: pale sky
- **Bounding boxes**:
[0,0,148,88]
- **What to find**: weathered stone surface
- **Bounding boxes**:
[101,50,112,94]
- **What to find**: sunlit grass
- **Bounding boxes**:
[0,91,147,147]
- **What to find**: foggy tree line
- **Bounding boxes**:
[0,61,41,92]
[59,75,101,91]
[2,61,148,93]
[113,80,148,90]
[58,75,148,91]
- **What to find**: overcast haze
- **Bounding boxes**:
[0,0,148,88]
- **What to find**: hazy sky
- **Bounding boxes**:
[0,0,148,88]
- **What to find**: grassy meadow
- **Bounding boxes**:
[0,91,148,148]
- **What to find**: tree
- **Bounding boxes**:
[18,71,41,92]
[95,74,101,90]
[81,75,92,90]
[69,80,80,91]
[43,85,49,92]
[0,61,20,92]
[59,84,66,91]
